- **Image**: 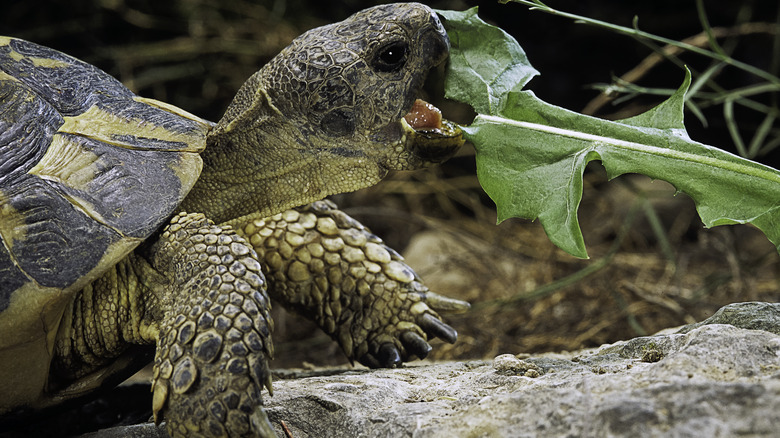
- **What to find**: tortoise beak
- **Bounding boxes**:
[401,106,463,164]
[399,12,463,165]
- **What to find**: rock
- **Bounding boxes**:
[677,301,780,335]
[263,302,780,437]
[11,302,780,437]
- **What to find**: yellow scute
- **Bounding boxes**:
[30,57,70,69]
[58,104,208,152]
[0,70,17,82]
[0,38,69,67]
[0,283,68,413]
[28,135,99,192]
[134,96,213,135]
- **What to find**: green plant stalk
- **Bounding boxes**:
[641,198,677,265]
[694,0,727,58]
[508,0,780,162]
[504,0,780,87]
[723,99,748,157]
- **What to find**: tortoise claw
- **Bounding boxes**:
[423,291,470,314]
[360,344,403,369]
[378,343,403,368]
[401,331,432,359]
[419,313,458,344]
[359,352,381,369]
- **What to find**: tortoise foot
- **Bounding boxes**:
[149,213,277,437]
[236,200,469,370]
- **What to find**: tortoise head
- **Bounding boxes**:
[260,2,462,166]
[194,3,463,223]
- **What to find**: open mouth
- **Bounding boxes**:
[404,98,444,132]
[401,98,463,163]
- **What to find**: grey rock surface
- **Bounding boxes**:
[265,326,780,437]
[75,302,780,437]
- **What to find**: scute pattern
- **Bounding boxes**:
[0,176,123,292]
[239,200,465,367]
[0,76,60,180]
[0,38,134,116]
[0,37,209,294]
[150,212,274,437]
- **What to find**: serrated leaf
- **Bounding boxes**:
[436,8,538,115]
[440,8,780,259]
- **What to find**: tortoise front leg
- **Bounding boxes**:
[146,212,277,438]
[231,200,469,368]
[52,212,278,437]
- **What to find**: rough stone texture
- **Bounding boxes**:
[75,302,780,437]
[264,327,780,437]
[677,301,780,335]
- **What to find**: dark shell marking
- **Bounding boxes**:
[0,37,210,299]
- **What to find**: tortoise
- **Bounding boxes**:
[0,3,469,436]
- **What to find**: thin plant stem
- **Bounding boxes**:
[504,0,780,87]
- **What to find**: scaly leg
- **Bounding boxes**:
[231,200,469,368]
[53,211,278,437]
[146,212,276,437]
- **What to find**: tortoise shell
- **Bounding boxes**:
[0,36,210,401]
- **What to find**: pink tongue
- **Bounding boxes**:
[404,99,442,130]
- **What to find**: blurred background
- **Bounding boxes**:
[2,0,779,426]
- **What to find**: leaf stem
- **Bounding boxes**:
[723,99,748,157]
[505,0,780,87]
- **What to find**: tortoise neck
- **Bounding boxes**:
[180,81,386,225]
[182,128,315,224]
[182,125,386,225]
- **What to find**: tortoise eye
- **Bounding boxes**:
[372,41,409,72]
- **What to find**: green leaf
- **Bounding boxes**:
[436,8,539,115]
[439,8,780,259]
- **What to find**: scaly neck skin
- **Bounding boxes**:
[179,82,387,225]
[186,129,387,226]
